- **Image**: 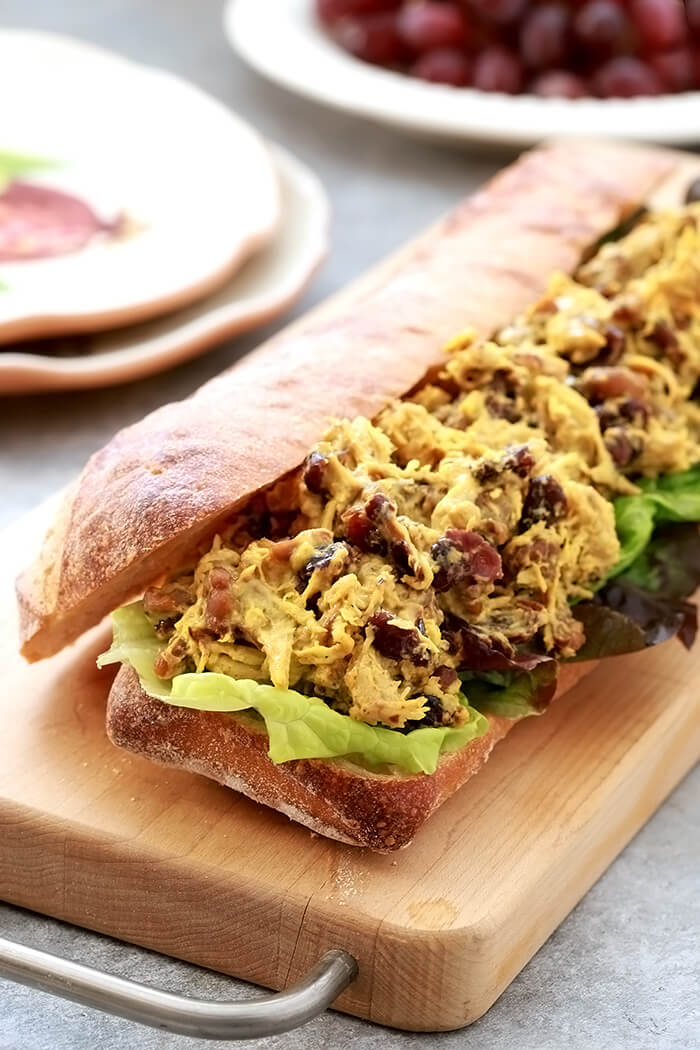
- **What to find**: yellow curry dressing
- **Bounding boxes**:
[143,205,700,732]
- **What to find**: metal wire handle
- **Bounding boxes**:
[0,936,358,1040]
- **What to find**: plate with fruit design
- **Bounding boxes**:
[226,0,700,146]
[0,144,329,394]
[0,30,281,342]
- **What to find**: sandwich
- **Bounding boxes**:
[16,141,700,851]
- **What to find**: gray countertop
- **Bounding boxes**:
[0,2,698,1048]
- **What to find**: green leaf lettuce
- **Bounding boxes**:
[98,603,490,776]
[611,464,700,577]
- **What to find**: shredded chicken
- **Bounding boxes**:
[143,204,700,732]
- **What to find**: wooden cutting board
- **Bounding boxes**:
[1,501,698,1032]
[4,144,700,1032]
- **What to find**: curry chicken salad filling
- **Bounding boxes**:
[120,205,700,748]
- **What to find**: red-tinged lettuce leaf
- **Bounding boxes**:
[573,580,697,662]
[451,616,559,720]
[461,661,558,720]
[582,474,700,661]
[444,615,555,675]
[620,523,700,600]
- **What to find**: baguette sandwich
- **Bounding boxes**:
[17,141,700,851]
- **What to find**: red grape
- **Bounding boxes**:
[688,0,700,34]
[531,70,588,97]
[466,0,527,25]
[397,3,470,53]
[520,5,571,69]
[333,13,405,64]
[573,2,631,55]
[629,0,686,51]
[316,0,400,26]
[473,46,523,93]
[411,47,473,85]
[592,55,664,95]
[318,0,698,98]
[649,47,696,90]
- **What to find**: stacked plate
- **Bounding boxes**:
[0,31,329,394]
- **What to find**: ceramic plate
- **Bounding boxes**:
[0,145,328,394]
[225,0,700,147]
[0,30,281,343]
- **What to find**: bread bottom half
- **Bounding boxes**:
[106,661,594,852]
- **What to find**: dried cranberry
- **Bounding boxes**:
[486,394,521,422]
[303,451,330,495]
[365,491,393,524]
[390,540,413,576]
[436,665,459,690]
[369,610,430,665]
[154,617,177,638]
[396,693,446,733]
[415,694,444,728]
[205,567,234,634]
[602,323,626,364]
[595,404,619,432]
[474,443,535,483]
[343,506,387,555]
[472,460,500,484]
[298,542,349,589]
[345,492,416,576]
[189,626,218,644]
[618,397,650,426]
[578,366,647,404]
[648,319,679,352]
[605,429,641,467]
[521,475,567,530]
[431,530,502,593]
[154,637,188,679]
[505,445,536,478]
[612,300,642,326]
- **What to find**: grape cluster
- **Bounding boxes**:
[315,0,700,97]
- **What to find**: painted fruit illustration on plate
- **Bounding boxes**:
[0,150,122,264]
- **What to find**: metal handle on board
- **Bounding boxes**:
[0,936,358,1040]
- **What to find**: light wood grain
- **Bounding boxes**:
[1,497,698,1031]
[3,147,700,1032]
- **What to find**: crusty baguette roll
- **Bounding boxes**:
[107,661,593,851]
[17,139,675,662]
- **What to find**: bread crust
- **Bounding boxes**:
[106,662,594,851]
[17,140,675,661]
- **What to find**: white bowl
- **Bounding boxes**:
[0,145,329,394]
[225,0,700,147]
[0,30,281,342]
